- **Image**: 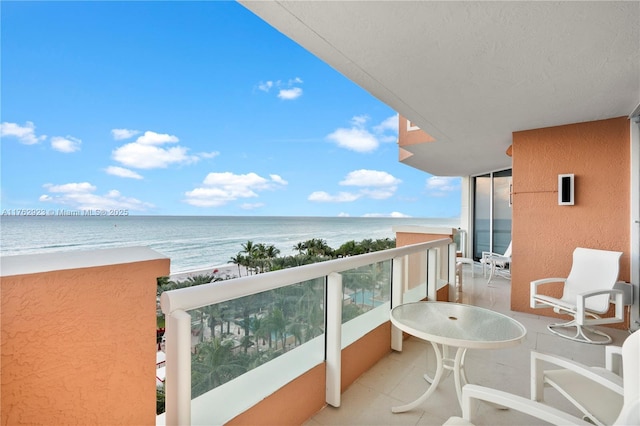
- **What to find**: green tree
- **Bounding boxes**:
[191,338,246,398]
[228,254,245,277]
[156,384,165,415]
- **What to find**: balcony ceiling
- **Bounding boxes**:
[240,1,640,176]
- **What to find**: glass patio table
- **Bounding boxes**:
[390,301,527,413]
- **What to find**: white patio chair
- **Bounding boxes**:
[444,330,639,426]
[443,384,591,425]
[531,329,639,426]
[480,241,511,285]
[530,247,624,344]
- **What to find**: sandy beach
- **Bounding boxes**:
[169,263,247,282]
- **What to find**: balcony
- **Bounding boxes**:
[304,270,630,425]
[1,241,630,425]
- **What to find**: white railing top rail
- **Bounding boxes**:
[160,238,451,314]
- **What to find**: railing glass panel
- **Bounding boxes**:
[342,260,391,322]
[187,277,326,399]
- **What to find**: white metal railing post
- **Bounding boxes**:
[391,256,405,351]
[165,309,192,426]
[448,242,457,300]
[325,272,343,407]
[427,249,438,300]
[448,243,457,282]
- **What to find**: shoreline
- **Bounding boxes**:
[169,263,246,282]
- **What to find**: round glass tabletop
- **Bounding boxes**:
[391,301,527,349]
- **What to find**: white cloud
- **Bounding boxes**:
[337,212,351,217]
[184,172,287,207]
[105,166,143,180]
[307,191,361,203]
[389,211,411,217]
[374,114,399,143]
[351,115,369,127]
[113,143,197,169]
[277,87,303,100]
[309,169,401,203]
[51,136,81,153]
[258,81,274,92]
[326,127,378,153]
[426,176,461,196]
[45,182,96,193]
[339,169,401,187]
[111,128,140,140]
[241,202,265,210]
[326,115,380,153]
[269,174,288,185]
[0,121,46,145]
[136,131,179,145]
[360,188,397,200]
[40,182,153,211]
[111,130,199,169]
[198,151,220,159]
[257,77,303,100]
[373,114,398,134]
[362,211,411,218]
[327,114,399,152]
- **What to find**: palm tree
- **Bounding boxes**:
[241,241,258,274]
[241,240,255,255]
[268,308,287,351]
[254,317,272,350]
[293,242,305,255]
[264,244,280,272]
[360,238,374,253]
[191,338,246,397]
[228,254,244,277]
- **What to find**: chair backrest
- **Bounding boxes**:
[614,330,639,425]
[503,241,512,258]
[562,247,622,313]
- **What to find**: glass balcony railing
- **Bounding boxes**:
[159,238,455,425]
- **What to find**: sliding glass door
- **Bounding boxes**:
[473,169,512,260]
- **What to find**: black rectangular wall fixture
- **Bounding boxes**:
[558,174,575,205]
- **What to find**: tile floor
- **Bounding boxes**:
[304,267,631,426]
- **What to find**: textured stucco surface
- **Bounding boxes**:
[396,230,455,296]
[1,250,169,424]
[511,117,630,326]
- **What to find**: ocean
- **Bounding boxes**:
[0,215,459,274]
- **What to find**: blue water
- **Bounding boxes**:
[349,290,384,307]
[0,215,459,274]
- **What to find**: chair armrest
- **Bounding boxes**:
[480,251,501,261]
[530,351,624,402]
[460,384,591,425]
[530,278,567,309]
[576,289,624,325]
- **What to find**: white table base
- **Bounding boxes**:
[392,342,469,413]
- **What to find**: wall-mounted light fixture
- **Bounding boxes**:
[558,174,575,205]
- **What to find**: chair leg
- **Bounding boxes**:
[547,319,613,345]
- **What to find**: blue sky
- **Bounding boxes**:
[0,1,461,218]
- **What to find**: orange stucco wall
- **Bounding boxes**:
[1,254,169,424]
[396,230,455,301]
[227,364,326,426]
[228,323,392,426]
[398,115,435,148]
[511,117,631,326]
